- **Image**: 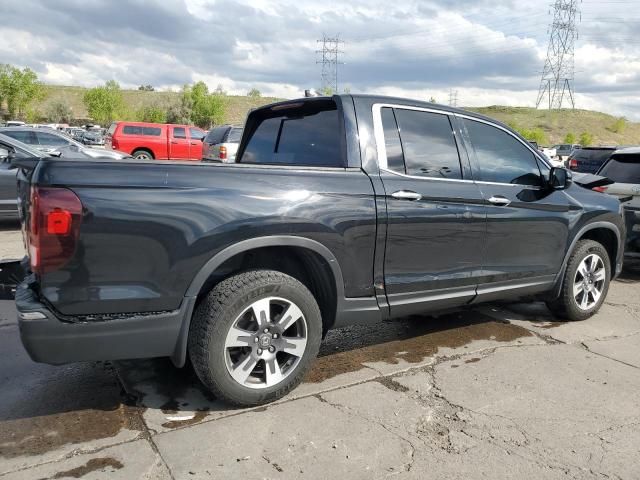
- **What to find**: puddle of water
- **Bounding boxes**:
[306,311,532,383]
[45,457,124,479]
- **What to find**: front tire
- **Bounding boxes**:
[547,240,611,321]
[188,270,322,406]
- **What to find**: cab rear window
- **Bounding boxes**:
[238,100,345,167]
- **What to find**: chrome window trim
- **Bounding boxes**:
[372,103,550,189]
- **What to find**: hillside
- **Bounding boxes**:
[39,85,281,126]
[38,86,640,145]
[467,106,640,146]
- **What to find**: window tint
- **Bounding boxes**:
[3,130,36,145]
[599,156,640,183]
[173,127,186,138]
[35,132,69,146]
[240,103,344,167]
[122,125,161,136]
[393,109,461,179]
[204,127,227,144]
[464,119,542,186]
[227,128,243,143]
[380,107,405,173]
[189,128,204,140]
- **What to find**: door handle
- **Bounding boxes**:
[170,140,178,144]
[488,195,511,206]
[391,190,422,201]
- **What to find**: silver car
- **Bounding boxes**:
[595,147,640,258]
[0,127,128,160]
[202,125,243,162]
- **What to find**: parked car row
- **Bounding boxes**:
[105,121,243,162]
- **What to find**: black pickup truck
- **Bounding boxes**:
[14,95,625,406]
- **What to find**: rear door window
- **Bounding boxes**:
[239,101,344,167]
[599,156,640,183]
[380,107,405,173]
[464,119,543,186]
[393,108,462,179]
[173,127,186,139]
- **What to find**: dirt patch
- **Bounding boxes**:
[305,311,531,383]
[45,457,124,479]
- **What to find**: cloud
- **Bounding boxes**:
[1,0,638,118]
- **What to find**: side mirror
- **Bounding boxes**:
[0,147,9,161]
[549,167,571,190]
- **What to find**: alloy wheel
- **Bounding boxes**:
[573,253,606,311]
[223,296,308,389]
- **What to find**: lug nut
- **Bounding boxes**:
[254,337,259,343]
[269,346,275,353]
[264,328,269,333]
[272,333,278,339]
[257,348,263,355]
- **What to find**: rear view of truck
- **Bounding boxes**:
[14,96,378,406]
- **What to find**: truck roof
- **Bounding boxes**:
[255,94,514,132]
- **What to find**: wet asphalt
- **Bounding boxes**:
[1,269,640,478]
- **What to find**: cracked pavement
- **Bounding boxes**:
[1,271,640,479]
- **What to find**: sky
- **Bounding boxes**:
[1,0,639,118]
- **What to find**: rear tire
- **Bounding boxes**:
[132,149,153,160]
[546,240,611,321]
[188,270,322,406]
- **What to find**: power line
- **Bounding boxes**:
[536,0,580,109]
[316,35,344,93]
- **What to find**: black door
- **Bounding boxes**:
[378,107,487,317]
[461,117,571,300]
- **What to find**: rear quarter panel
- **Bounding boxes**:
[33,161,377,316]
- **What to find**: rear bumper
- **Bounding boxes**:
[16,279,194,365]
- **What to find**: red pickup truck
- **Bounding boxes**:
[105,122,206,161]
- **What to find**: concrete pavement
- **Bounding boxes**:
[1,274,639,479]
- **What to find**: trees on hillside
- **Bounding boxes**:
[83,80,126,124]
[47,101,73,123]
[0,64,44,119]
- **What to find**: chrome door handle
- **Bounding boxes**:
[391,190,422,201]
[488,195,511,206]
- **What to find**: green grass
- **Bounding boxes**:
[467,106,640,146]
[38,85,281,126]
[37,86,640,145]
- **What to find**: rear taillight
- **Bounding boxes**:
[219,146,227,161]
[569,158,578,170]
[592,186,608,193]
[111,137,119,150]
[28,186,83,275]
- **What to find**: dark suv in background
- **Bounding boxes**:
[568,147,617,173]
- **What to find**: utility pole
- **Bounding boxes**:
[536,0,580,109]
[316,35,344,94]
[448,89,459,108]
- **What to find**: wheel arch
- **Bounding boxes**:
[172,236,347,367]
[550,221,622,299]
